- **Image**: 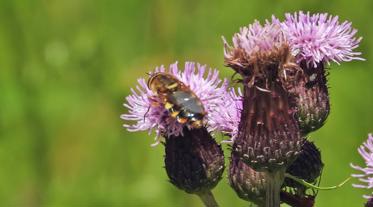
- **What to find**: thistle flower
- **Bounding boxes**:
[223,16,287,71]
[121,62,227,145]
[165,127,225,194]
[224,16,283,55]
[281,12,363,135]
[208,88,242,142]
[351,133,373,199]
[224,18,302,172]
[281,11,364,68]
[122,61,227,206]
[224,17,303,207]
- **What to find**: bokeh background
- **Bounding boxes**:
[0,0,372,206]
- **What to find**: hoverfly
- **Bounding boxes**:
[147,72,206,128]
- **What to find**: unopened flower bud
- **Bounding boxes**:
[229,149,318,206]
[284,140,324,193]
[229,151,266,204]
[164,127,225,194]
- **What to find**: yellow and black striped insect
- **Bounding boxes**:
[147,72,206,128]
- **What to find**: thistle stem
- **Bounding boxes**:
[197,190,219,207]
[265,170,285,207]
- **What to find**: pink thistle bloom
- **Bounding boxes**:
[351,133,373,198]
[282,11,364,68]
[208,88,242,143]
[223,16,285,60]
[121,62,228,146]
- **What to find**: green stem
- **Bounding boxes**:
[285,173,351,190]
[197,190,219,207]
[265,170,285,207]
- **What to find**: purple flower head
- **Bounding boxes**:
[208,87,242,143]
[223,16,285,60]
[121,62,228,146]
[282,11,364,68]
[351,133,373,198]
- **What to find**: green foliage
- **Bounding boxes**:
[0,0,372,206]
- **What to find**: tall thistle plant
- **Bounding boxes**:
[122,11,363,207]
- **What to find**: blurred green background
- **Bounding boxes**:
[0,0,372,206]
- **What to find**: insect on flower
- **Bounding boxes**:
[122,62,228,145]
[147,72,206,128]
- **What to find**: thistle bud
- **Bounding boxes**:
[284,140,324,194]
[164,127,225,194]
[229,150,318,206]
[229,151,266,204]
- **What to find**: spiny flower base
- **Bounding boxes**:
[233,83,302,171]
[164,127,225,194]
[280,191,315,207]
[229,151,266,204]
[283,140,323,193]
[286,62,330,135]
